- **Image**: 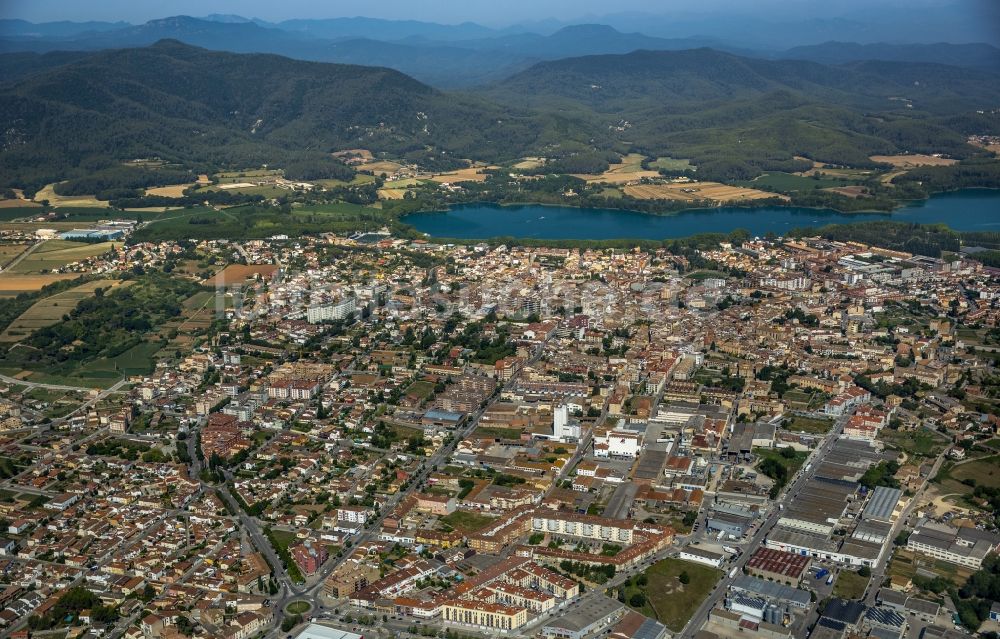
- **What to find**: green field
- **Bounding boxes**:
[473,426,523,440]
[265,528,305,583]
[832,569,869,600]
[881,427,949,457]
[622,558,721,631]
[782,389,815,410]
[755,447,809,475]
[0,242,30,267]
[439,510,496,533]
[9,239,118,274]
[77,340,164,378]
[650,157,694,171]
[685,270,729,281]
[131,202,391,243]
[736,171,856,193]
[404,380,436,401]
[784,415,834,434]
[949,455,1000,489]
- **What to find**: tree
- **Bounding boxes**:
[679,571,691,585]
[629,593,647,607]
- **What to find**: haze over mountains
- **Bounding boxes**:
[1,14,998,87]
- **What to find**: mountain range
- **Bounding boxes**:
[1,39,997,195]
[2,16,999,88]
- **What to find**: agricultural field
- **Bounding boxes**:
[8,239,118,274]
[377,188,409,200]
[429,167,496,183]
[0,198,41,209]
[0,279,130,342]
[0,273,78,296]
[573,153,661,184]
[824,185,869,198]
[213,169,283,184]
[622,558,721,631]
[158,290,216,352]
[0,243,31,269]
[870,154,958,168]
[210,264,280,286]
[33,183,109,208]
[513,157,546,170]
[314,174,376,188]
[145,183,194,197]
[623,181,784,203]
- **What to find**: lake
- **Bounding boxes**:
[404,189,1000,240]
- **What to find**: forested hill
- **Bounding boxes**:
[0,40,564,192]
[485,48,1000,114]
[2,40,999,194]
[480,48,1000,176]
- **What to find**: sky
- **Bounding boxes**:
[3,0,993,27]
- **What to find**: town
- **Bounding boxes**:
[0,225,998,639]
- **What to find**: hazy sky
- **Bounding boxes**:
[3,0,992,27]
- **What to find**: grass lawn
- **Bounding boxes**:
[881,427,949,458]
[949,455,1000,489]
[832,569,869,600]
[623,558,721,631]
[784,415,834,434]
[439,510,496,533]
[754,447,809,475]
[285,601,312,615]
[474,426,523,440]
[266,528,305,583]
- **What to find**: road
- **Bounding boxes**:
[1,239,43,272]
[0,372,102,393]
[676,410,851,639]
[862,451,947,606]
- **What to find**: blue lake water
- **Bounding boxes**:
[404,189,1000,240]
